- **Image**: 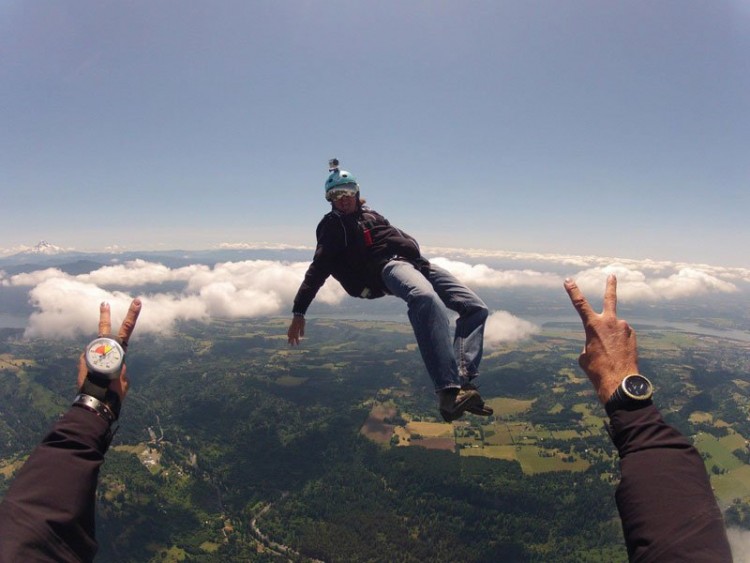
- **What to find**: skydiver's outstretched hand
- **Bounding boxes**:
[564,275,639,405]
[287,316,305,346]
[77,298,142,403]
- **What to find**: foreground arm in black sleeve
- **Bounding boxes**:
[564,276,731,562]
[0,407,113,561]
[0,298,142,562]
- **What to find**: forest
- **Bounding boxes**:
[1,317,749,562]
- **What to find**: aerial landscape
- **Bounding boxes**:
[2,1,748,561]
[1,246,749,561]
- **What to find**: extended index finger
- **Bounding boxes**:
[564,278,596,323]
[98,302,111,336]
[118,298,142,345]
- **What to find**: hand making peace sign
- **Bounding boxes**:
[564,275,639,405]
[77,298,142,403]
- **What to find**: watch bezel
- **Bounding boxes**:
[620,374,654,401]
[84,336,125,378]
[605,374,654,416]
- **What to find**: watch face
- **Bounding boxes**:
[85,337,125,378]
[623,375,653,400]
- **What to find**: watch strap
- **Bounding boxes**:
[73,393,118,425]
[79,375,122,419]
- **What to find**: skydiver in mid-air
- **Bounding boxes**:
[288,159,492,422]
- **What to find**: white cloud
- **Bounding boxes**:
[19,259,348,338]
[424,246,750,284]
[25,279,134,339]
[484,311,540,346]
[3,268,73,287]
[430,257,561,288]
[82,260,204,286]
[572,263,738,302]
[137,292,208,334]
[650,268,739,299]
[8,250,747,339]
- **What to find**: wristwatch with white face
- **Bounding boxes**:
[84,337,125,379]
[605,374,654,416]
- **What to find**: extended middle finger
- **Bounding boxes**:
[118,298,142,345]
[602,274,618,317]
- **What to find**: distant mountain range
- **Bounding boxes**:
[0,241,313,271]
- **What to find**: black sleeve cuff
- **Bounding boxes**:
[608,403,691,458]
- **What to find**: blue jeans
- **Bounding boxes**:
[381,260,488,392]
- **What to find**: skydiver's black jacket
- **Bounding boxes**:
[610,403,732,562]
[0,407,111,562]
[292,205,427,315]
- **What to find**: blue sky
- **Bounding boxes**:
[2,1,748,267]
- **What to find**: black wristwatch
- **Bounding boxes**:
[605,374,654,416]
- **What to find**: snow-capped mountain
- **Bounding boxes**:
[23,240,68,255]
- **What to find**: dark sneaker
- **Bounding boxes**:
[466,402,494,417]
[439,388,484,422]
[460,379,480,391]
[460,380,494,417]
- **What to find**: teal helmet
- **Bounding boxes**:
[324,158,360,201]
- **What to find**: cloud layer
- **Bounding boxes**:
[2,249,746,340]
[485,311,540,346]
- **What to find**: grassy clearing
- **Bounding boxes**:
[392,426,411,446]
[200,541,221,552]
[485,396,535,416]
[516,446,590,474]
[275,375,308,387]
[719,431,747,452]
[0,457,26,479]
[461,445,517,462]
[549,430,582,440]
[0,354,37,370]
[559,367,587,384]
[461,444,590,473]
[406,421,452,439]
[694,433,744,472]
[712,466,750,506]
[689,411,714,424]
[646,331,700,349]
[483,425,514,446]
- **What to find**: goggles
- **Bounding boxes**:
[327,188,358,201]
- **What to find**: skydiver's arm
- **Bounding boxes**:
[564,277,731,562]
[611,405,732,562]
[0,408,111,562]
[292,215,346,316]
[289,244,334,345]
[292,244,333,316]
[0,299,141,562]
